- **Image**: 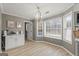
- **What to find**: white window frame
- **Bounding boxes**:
[63,11,73,44]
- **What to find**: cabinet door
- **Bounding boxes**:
[5,36,16,50]
[17,35,24,47]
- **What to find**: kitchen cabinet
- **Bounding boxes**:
[5,35,16,50]
[5,34,24,50]
[17,35,24,47]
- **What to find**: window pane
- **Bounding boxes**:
[63,12,72,44]
[44,17,62,39]
[37,20,43,37]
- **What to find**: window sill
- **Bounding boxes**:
[44,34,62,40]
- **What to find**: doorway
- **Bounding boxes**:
[25,22,27,42]
[25,21,33,42]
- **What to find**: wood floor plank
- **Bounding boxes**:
[5,41,71,56]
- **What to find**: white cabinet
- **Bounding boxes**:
[5,34,24,50]
[16,35,24,47]
[5,35,16,50]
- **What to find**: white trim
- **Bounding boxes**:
[63,11,73,44]
[35,41,74,56]
[2,12,31,20]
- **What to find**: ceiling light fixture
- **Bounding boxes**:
[35,5,42,21]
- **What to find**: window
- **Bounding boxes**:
[63,12,72,44]
[44,17,62,39]
[37,20,43,37]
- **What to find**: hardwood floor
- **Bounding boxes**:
[6,40,71,56]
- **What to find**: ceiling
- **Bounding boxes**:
[0,3,74,20]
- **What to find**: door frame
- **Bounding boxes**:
[24,21,33,42]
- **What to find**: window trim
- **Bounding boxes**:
[63,11,73,44]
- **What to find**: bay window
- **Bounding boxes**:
[63,12,73,44]
[37,20,43,37]
[44,17,62,39]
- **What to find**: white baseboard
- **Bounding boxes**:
[35,41,74,56]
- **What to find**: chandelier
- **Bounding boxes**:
[35,6,42,21]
